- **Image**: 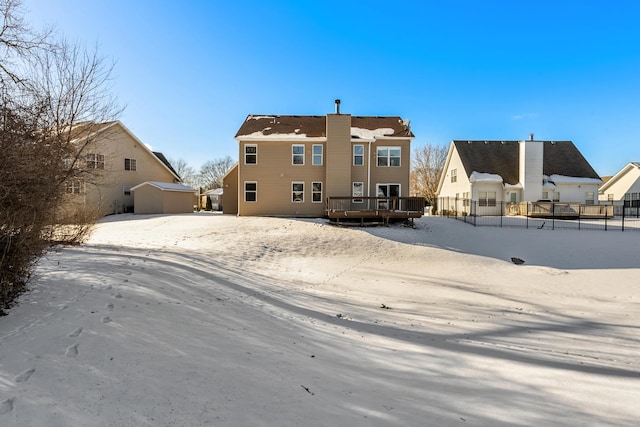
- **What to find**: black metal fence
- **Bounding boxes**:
[437,198,640,231]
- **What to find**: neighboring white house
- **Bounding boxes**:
[437,135,602,215]
[598,162,640,207]
[205,188,224,211]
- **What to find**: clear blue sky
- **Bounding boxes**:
[24,0,640,176]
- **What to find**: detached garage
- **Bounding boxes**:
[131,181,196,214]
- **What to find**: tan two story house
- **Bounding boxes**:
[224,101,423,220]
[65,121,190,217]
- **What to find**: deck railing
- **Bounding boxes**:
[326,196,425,222]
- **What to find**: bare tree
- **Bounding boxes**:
[1,0,120,312]
[169,158,198,188]
[410,143,448,214]
[0,0,50,85]
[199,156,235,190]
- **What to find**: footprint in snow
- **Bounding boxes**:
[14,368,36,383]
[68,327,83,338]
[65,343,79,358]
[102,316,112,323]
[106,303,114,310]
[0,398,15,415]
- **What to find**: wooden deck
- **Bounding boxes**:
[326,197,425,226]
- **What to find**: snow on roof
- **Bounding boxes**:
[546,174,602,185]
[205,188,223,196]
[469,171,503,183]
[350,127,395,140]
[131,181,196,192]
[504,182,523,189]
[242,131,309,139]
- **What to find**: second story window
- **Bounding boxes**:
[353,145,364,166]
[86,153,105,170]
[451,169,457,183]
[123,186,132,196]
[312,144,323,166]
[292,144,304,165]
[245,144,257,164]
[377,147,400,167]
[124,158,137,171]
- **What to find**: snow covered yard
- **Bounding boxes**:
[0,213,638,426]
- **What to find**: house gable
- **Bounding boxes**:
[598,162,640,201]
[67,121,181,216]
[438,139,602,205]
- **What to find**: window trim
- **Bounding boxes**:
[292,144,305,165]
[65,180,83,194]
[124,158,137,171]
[376,183,401,209]
[585,191,595,205]
[312,144,323,166]
[244,144,257,165]
[478,191,497,207]
[376,146,401,167]
[352,181,364,203]
[353,144,364,166]
[312,181,323,203]
[292,181,304,203]
[86,153,105,170]
[244,181,257,202]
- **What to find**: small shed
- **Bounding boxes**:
[131,181,196,214]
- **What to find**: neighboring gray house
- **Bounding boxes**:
[437,135,602,215]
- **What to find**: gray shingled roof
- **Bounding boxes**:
[235,115,414,138]
[453,140,601,185]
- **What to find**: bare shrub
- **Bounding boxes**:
[0,0,120,312]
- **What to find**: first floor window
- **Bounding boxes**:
[312,182,322,203]
[245,181,257,202]
[65,180,83,194]
[292,182,304,202]
[463,191,470,207]
[352,182,364,203]
[585,192,594,205]
[353,144,364,166]
[124,158,137,171]
[312,144,323,166]
[123,186,131,196]
[377,146,401,167]
[478,191,496,207]
[292,145,304,165]
[543,191,559,202]
[245,144,257,164]
[86,153,105,169]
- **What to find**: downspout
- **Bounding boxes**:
[236,141,241,216]
[367,140,372,208]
